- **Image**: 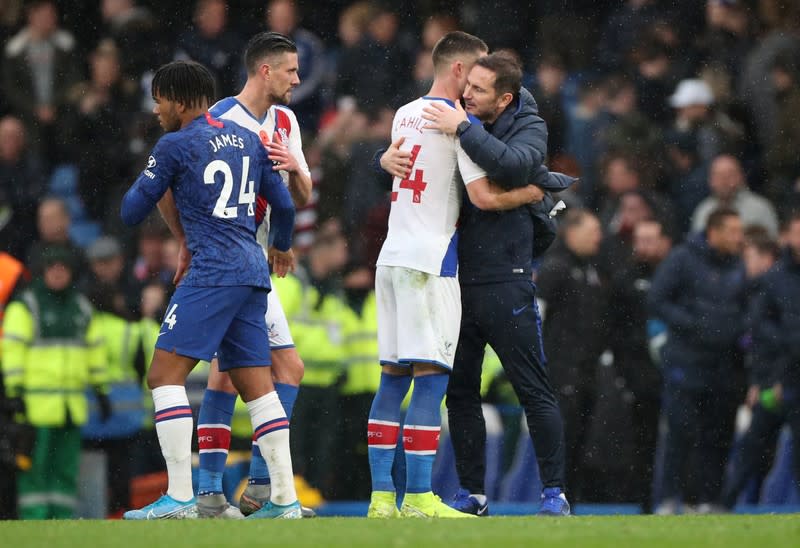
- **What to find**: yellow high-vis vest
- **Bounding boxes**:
[2,290,106,427]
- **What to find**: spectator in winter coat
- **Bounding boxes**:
[537,209,609,503]
[648,207,748,514]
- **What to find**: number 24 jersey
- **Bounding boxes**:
[377,97,486,278]
[130,113,294,289]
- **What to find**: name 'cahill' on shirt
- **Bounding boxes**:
[394,115,425,133]
[209,133,245,153]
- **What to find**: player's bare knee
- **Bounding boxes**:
[145,368,161,391]
[381,364,410,376]
[147,365,181,390]
[270,348,304,385]
[412,362,449,377]
[207,359,237,393]
[147,350,195,389]
[228,365,274,402]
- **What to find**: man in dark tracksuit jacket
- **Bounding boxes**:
[413,52,574,515]
[647,207,748,513]
[536,210,609,504]
[608,220,672,510]
[721,214,800,508]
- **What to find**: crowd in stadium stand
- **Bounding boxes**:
[1,0,800,518]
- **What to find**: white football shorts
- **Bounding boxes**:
[266,287,294,350]
[376,265,461,370]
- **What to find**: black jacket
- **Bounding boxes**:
[750,249,800,390]
[647,235,747,388]
[609,260,663,397]
[537,246,610,382]
[457,88,574,284]
[458,87,548,190]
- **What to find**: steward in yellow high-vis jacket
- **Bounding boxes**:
[82,284,147,516]
[272,232,349,497]
[336,266,381,499]
[1,246,107,519]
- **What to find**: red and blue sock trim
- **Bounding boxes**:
[253,417,289,440]
[154,405,193,423]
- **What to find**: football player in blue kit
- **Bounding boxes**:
[120,60,301,520]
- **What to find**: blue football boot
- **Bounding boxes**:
[450,488,489,516]
[123,494,198,520]
[537,487,571,516]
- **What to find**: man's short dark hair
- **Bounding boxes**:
[744,225,780,258]
[151,60,216,109]
[560,208,595,235]
[431,31,487,72]
[244,31,297,75]
[474,51,522,97]
[706,207,739,232]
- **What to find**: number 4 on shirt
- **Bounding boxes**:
[392,145,427,204]
[204,157,256,219]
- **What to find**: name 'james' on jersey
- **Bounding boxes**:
[209,97,310,248]
[376,97,486,277]
[128,114,292,288]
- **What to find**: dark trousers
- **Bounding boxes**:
[84,437,135,513]
[787,397,800,489]
[335,393,374,500]
[720,403,783,508]
[291,384,338,498]
[552,366,596,502]
[630,393,661,511]
[447,280,565,494]
[658,381,739,503]
[0,464,16,519]
[720,394,800,507]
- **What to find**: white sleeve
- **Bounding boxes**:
[455,138,486,185]
[287,109,311,178]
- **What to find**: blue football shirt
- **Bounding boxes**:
[121,113,295,289]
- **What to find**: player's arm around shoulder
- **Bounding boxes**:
[458,113,544,190]
[465,176,543,211]
[453,132,539,211]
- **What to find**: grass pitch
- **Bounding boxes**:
[1,515,797,548]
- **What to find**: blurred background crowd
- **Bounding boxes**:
[1,0,799,519]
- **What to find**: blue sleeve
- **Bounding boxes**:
[370,147,394,190]
[646,248,697,333]
[458,113,547,190]
[120,137,180,226]
[371,147,387,174]
[256,149,295,252]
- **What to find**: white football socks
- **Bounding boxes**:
[247,391,297,506]
[152,385,194,502]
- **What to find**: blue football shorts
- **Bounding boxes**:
[155,285,271,370]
